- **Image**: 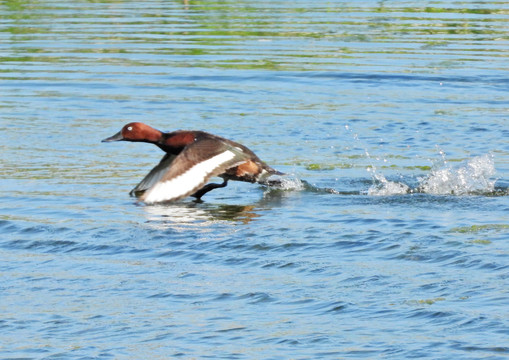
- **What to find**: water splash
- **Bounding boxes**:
[362,143,411,196]
[418,154,496,195]
[277,177,306,191]
[367,154,497,196]
[266,148,498,197]
[345,124,402,196]
[367,171,410,196]
[264,175,306,191]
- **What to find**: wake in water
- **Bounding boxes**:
[266,153,505,197]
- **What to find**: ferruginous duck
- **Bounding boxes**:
[102,122,282,203]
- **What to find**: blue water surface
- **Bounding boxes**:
[1,0,508,359]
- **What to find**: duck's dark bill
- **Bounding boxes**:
[102,131,124,142]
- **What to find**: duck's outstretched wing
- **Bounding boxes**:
[140,138,247,204]
[130,153,177,197]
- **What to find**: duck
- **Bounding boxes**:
[102,122,282,203]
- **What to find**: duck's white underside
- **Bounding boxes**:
[142,150,236,204]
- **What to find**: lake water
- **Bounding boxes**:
[1,0,508,358]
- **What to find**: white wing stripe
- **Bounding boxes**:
[142,150,236,203]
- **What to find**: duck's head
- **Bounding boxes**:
[102,122,162,143]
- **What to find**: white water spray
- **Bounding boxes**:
[367,153,496,196]
[418,153,496,195]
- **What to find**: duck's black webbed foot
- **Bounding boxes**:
[192,179,229,202]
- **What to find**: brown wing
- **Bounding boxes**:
[140,138,248,203]
[130,153,177,196]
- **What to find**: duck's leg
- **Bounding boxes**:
[192,179,229,202]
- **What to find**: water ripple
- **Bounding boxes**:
[1,1,508,359]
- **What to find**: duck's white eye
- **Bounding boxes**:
[127,126,133,131]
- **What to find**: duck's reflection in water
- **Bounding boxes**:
[141,200,263,231]
[140,181,299,231]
